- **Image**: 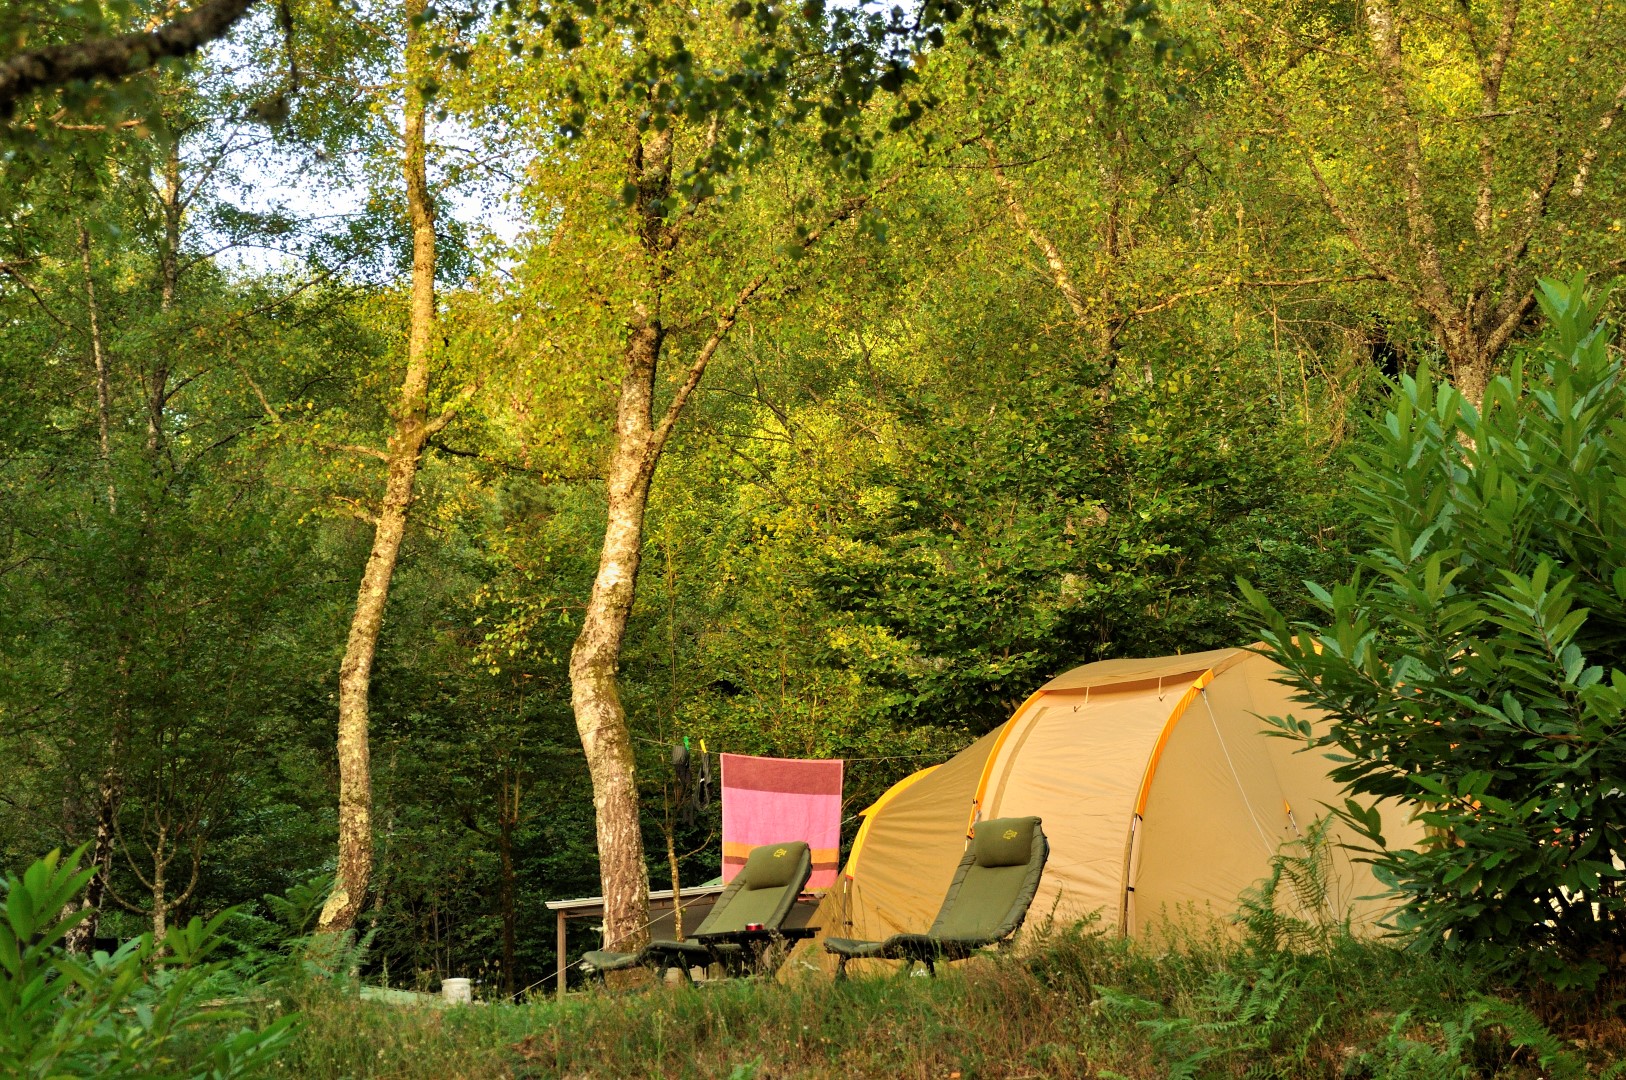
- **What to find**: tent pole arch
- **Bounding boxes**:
[1116,667,1214,933]
[844,763,941,879]
[965,688,1047,836]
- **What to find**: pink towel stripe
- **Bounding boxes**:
[721,753,843,890]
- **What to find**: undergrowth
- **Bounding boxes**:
[269,823,1626,1078]
[9,841,1625,1078]
[266,921,1625,1079]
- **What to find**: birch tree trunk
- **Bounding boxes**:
[569,319,662,951]
[150,829,167,944]
[79,224,114,511]
[497,771,519,998]
[63,224,120,955]
[147,140,180,456]
[317,0,439,933]
[1217,0,1625,410]
[566,123,884,950]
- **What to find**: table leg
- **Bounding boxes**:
[556,911,567,1000]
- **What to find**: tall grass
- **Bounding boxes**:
[269,923,1624,1079]
[13,844,1615,1078]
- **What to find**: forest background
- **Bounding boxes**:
[2,0,1623,999]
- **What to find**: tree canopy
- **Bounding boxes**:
[1,0,1622,994]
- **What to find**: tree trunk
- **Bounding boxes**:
[317,0,437,934]
[666,826,683,941]
[561,121,878,951]
[147,141,180,456]
[1445,336,1493,410]
[63,225,120,953]
[64,767,119,952]
[568,317,662,952]
[150,828,167,944]
[561,119,859,950]
[78,224,114,512]
[497,769,518,999]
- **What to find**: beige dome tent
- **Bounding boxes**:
[811,646,1418,956]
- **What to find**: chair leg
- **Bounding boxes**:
[925,958,936,978]
[834,956,850,981]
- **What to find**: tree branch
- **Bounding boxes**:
[1569,76,1626,199]
[330,494,380,526]
[0,261,75,331]
[318,442,389,462]
[1216,24,1410,296]
[1471,0,1520,236]
[1363,0,1455,321]
[980,135,1091,331]
[1122,273,1383,321]
[646,180,896,463]
[0,0,258,117]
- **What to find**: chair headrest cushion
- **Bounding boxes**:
[739,841,809,889]
[973,817,1039,868]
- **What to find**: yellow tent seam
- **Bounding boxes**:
[966,688,1046,835]
[1118,667,1215,934]
[1132,668,1215,817]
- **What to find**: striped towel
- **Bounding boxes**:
[721,754,843,890]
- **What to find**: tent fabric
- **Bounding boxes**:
[805,728,1001,953]
[843,763,940,877]
[1036,647,1248,693]
[816,647,1419,956]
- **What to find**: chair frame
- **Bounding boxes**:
[826,816,1048,980]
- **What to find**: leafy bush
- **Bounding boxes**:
[1246,274,1626,991]
[0,847,294,1078]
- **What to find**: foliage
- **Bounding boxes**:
[1247,274,1626,991]
[0,848,294,1078]
[268,917,1623,1078]
[3,0,1626,1012]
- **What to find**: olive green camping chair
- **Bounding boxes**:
[580,841,812,985]
[824,816,1047,979]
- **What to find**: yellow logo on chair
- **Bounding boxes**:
[1002,829,1019,841]
[773,847,788,857]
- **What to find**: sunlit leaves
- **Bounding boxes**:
[1248,275,1626,992]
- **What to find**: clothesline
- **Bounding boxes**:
[630,734,958,764]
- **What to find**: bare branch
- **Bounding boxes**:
[423,381,478,437]
[1472,0,1521,235]
[646,179,897,463]
[0,261,75,331]
[330,494,380,526]
[170,837,205,909]
[231,360,283,424]
[1216,24,1410,295]
[322,442,389,462]
[1122,273,1383,322]
[1363,0,1455,319]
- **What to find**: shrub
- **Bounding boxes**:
[1245,274,1626,992]
[0,847,294,1077]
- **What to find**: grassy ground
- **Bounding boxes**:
[268,923,1626,1079]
